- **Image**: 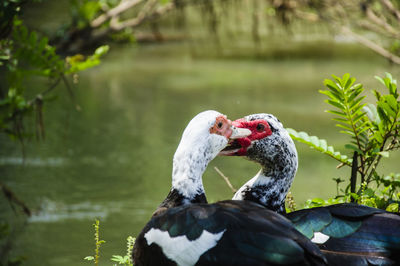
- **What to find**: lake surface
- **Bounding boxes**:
[1,39,400,265]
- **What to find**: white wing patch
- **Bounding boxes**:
[144,228,226,266]
[311,232,330,244]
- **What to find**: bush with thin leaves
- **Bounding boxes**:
[288,73,400,212]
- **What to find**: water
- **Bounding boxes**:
[1,41,400,265]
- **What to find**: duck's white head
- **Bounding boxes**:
[172,110,251,200]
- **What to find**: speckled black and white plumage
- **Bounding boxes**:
[170,110,230,205]
[233,114,298,213]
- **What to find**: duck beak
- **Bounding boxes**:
[230,126,251,139]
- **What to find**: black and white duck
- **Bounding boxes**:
[223,113,400,265]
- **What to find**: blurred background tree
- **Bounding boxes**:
[53,0,400,64]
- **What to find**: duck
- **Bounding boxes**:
[133,110,327,266]
[222,113,400,265]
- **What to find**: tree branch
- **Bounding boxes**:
[0,182,31,216]
[358,20,399,39]
[341,26,400,64]
[113,2,174,31]
[365,6,400,39]
[91,0,144,28]
[380,0,400,23]
[214,167,237,193]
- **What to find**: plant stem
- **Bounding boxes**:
[350,151,358,202]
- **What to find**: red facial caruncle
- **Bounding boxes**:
[221,119,272,156]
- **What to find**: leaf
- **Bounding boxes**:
[324,79,342,95]
[352,112,366,124]
[326,99,345,110]
[29,31,37,46]
[386,95,398,112]
[287,128,352,166]
[344,144,362,153]
[349,96,366,111]
[343,74,354,89]
[341,73,350,87]
[326,110,347,117]
[320,90,341,101]
[380,102,396,118]
[350,193,359,200]
[363,188,375,197]
[335,123,353,132]
[363,104,380,123]
[372,89,382,101]
[94,45,109,57]
[377,105,390,124]
[386,203,399,213]
[347,85,363,102]
[339,130,355,137]
[375,75,386,86]
[66,45,109,74]
[84,256,94,261]
[312,198,325,205]
[332,117,351,124]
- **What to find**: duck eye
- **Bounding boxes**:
[217,122,223,128]
[256,123,265,132]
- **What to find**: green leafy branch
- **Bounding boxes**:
[287,128,352,166]
[1,17,109,145]
[291,73,400,212]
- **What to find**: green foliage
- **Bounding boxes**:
[94,219,105,266]
[292,73,400,212]
[287,128,351,166]
[84,219,136,266]
[70,0,102,29]
[110,236,135,266]
[285,191,297,213]
[0,221,26,265]
[0,15,108,144]
[303,197,346,209]
[66,45,109,74]
[84,219,106,265]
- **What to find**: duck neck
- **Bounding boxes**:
[159,141,214,210]
[233,152,297,214]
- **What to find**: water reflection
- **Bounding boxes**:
[29,199,108,223]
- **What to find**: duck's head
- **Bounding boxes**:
[175,110,252,162]
[172,110,251,199]
[221,113,297,172]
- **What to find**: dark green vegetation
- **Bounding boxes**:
[1,0,400,265]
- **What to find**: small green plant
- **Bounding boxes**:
[285,191,297,213]
[111,236,136,266]
[288,73,400,212]
[84,219,106,266]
